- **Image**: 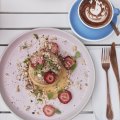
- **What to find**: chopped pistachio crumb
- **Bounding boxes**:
[33,34,39,39]
[24,58,30,63]
[37,98,43,102]
[16,85,20,92]
[33,89,43,97]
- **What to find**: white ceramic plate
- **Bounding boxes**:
[0,28,95,120]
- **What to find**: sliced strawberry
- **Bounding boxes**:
[43,105,55,117]
[37,56,44,64]
[63,56,76,70]
[44,71,56,84]
[50,42,59,54]
[30,56,44,68]
[58,90,72,104]
[30,56,38,68]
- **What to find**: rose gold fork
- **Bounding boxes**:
[101,48,114,120]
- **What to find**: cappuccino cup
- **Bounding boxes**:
[78,0,120,29]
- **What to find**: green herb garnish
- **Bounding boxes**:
[46,59,54,66]
[48,60,53,66]
[36,64,43,70]
[71,63,77,71]
[55,109,61,114]
[52,66,58,71]
[47,92,54,99]
[41,71,45,76]
[75,51,81,58]
[34,70,38,75]
[33,34,39,39]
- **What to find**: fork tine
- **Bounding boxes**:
[101,48,103,62]
[105,48,107,62]
[107,48,109,62]
[106,48,108,62]
[104,48,106,62]
[104,48,107,62]
[108,48,110,62]
[101,48,110,63]
[101,48,104,63]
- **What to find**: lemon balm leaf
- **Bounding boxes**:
[75,51,81,58]
[47,92,54,99]
[55,109,61,114]
[71,63,77,71]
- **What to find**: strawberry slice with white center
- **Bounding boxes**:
[50,42,59,54]
[30,56,44,68]
[44,71,56,84]
[58,90,72,104]
[63,56,76,70]
[43,105,55,117]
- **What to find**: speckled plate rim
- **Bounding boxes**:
[0,28,96,120]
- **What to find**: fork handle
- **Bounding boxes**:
[118,81,120,104]
[106,71,114,119]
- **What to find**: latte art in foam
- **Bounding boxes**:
[79,0,113,28]
[86,0,109,23]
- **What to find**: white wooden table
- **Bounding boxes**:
[0,0,120,120]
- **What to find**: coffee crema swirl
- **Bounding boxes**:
[79,0,112,28]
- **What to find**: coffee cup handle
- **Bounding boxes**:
[114,8,120,16]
